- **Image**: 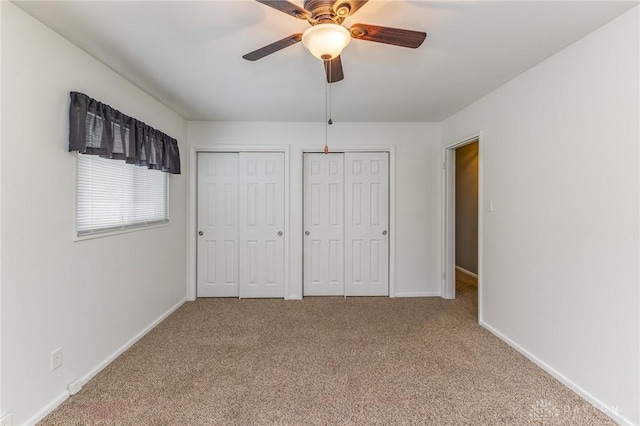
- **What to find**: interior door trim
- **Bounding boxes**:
[441,131,483,324]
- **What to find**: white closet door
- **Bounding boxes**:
[303,153,344,296]
[197,153,239,297]
[345,152,389,296]
[239,152,286,298]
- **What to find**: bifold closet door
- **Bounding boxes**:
[303,153,344,296]
[197,152,285,298]
[239,152,285,298]
[197,153,239,297]
[344,152,389,296]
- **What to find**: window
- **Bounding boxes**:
[69,91,179,238]
[76,154,168,237]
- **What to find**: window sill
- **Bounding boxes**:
[73,221,170,242]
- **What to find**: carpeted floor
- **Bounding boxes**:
[40,272,615,425]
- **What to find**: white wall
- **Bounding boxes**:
[0,3,3,421]
[442,7,639,425]
[188,121,442,298]
[1,3,188,424]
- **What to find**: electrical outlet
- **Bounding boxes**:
[51,348,62,371]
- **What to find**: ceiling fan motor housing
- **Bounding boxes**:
[304,0,352,24]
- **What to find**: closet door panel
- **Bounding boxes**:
[239,152,285,298]
[197,153,239,297]
[303,153,344,296]
[345,153,389,296]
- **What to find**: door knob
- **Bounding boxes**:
[278,231,283,236]
[382,230,388,235]
[305,231,310,236]
[198,231,203,236]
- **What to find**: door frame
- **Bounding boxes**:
[188,145,290,301]
[441,132,483,321]
[299,145,396,298]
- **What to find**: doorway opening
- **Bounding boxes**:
[442,133,482,322]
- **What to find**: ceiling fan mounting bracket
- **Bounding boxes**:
[350,27,367,37]
[335,3,351,17]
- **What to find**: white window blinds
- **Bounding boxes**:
[77,154,168,236]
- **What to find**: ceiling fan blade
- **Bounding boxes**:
[324,56,344,83]
[333,0,369,18]
[349,23,427,48]
[256,0,311,20]
[242,34,303,61]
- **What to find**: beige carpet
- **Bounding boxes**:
[40,272,615,425]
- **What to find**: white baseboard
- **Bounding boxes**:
[0,414,13,426]
[394,291,441,298]
[25,298,186,426]
[480,320,636,426]
[24,391,68,426]
[455,265,478,278]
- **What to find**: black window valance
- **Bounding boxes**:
[68,91,181,174]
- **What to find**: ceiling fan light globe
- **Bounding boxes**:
[302,24,351,60]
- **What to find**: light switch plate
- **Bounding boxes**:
[51,347,62,371]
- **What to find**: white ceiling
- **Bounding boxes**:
[14,0,638,122]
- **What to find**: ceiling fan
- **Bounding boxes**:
[242,0,427,83]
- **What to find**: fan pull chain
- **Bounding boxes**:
[329,66,333,122]
[324,59,329,154]
[324,59,333,154]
